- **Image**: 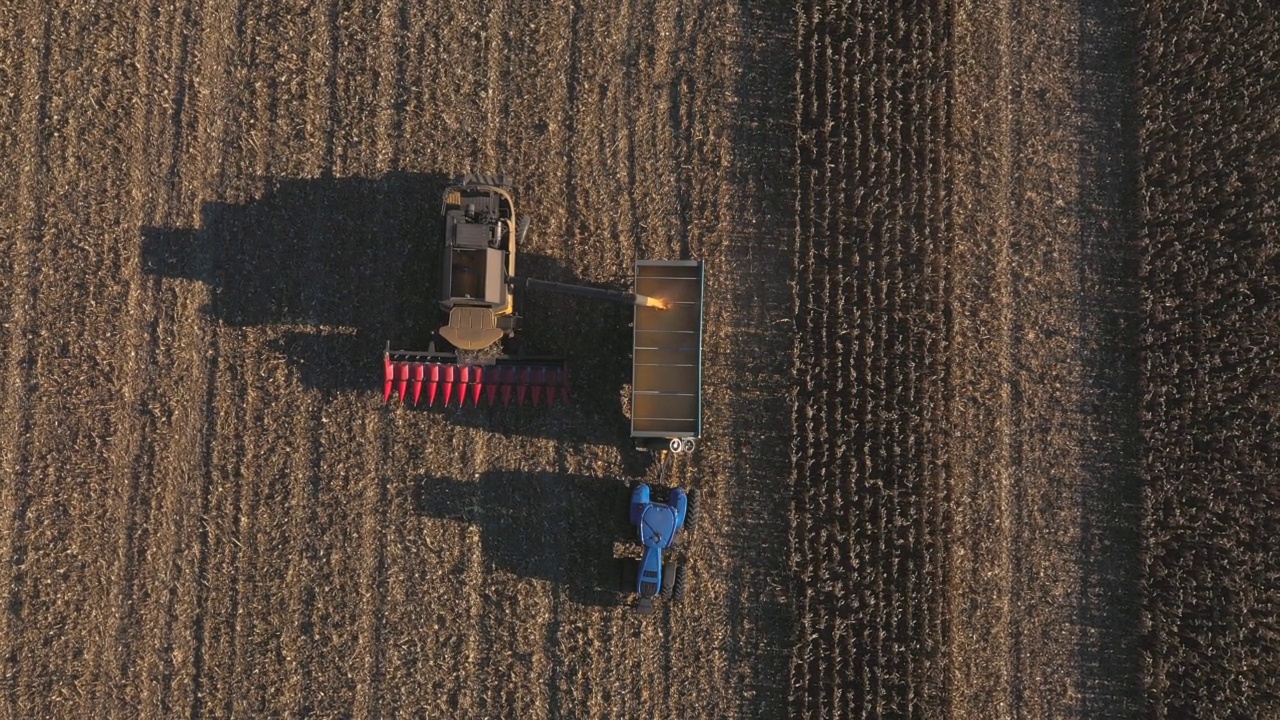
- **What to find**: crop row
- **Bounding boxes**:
[788,0,953,717]
[1137,3,1280,718]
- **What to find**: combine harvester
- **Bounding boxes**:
[382,174,705,452]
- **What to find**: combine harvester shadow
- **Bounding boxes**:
[139,172,636,444]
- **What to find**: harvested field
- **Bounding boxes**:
[0,1,795,716]
[6,0,1272,718]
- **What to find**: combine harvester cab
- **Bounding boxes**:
[631,260,705,453]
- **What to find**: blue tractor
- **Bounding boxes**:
[623,482,700,614]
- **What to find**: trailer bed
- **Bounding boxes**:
[631,260,704,439]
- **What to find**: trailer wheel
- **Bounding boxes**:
[670,563,688,603]
[684,489,701,535]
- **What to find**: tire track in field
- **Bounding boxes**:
[948,2,1016,714]
[98,2,161,713]
[127,1,215,714]
[949,0,1141,717]
[195,316,243,720]
[373,0,407,169]
[212,346,255,720]
[480,0,505,171]
[348,408,389,719]
[0,5,51,716]
[283,395,335,718]
[190,8,257,715]
[395,0,438,162]
[174,1,237,713]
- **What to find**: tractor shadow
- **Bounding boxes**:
[411,471,635,608]
[140,172,635,444]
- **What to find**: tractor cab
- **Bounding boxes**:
[631,485,687,548]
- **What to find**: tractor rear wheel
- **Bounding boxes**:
[661,560,678,596]
[670,563,688,602]
[684,489,701,535]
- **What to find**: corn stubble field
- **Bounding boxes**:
[1137,3,1280,717]
[1,0,1276,718]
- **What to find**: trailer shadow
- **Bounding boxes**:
[140,172,636,444]
[410,471,635,608]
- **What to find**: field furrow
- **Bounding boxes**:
[0,5,50,717]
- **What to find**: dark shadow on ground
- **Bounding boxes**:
[701,3,800,718]
[410,471,638,608]
[1073,2,1144,718]
[140,172,637,444]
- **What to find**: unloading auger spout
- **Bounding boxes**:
[511,276,671,310]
